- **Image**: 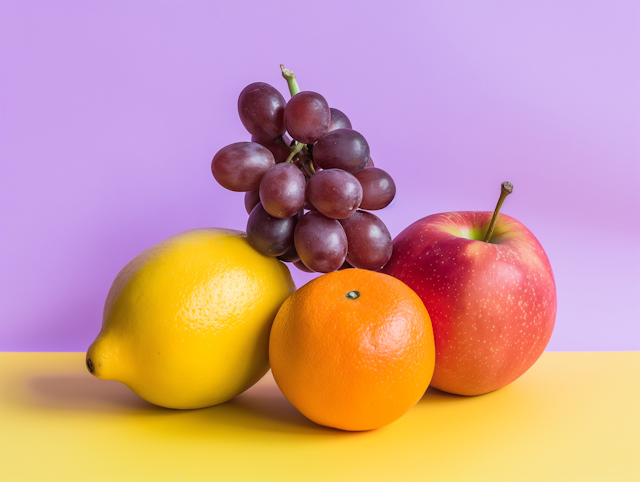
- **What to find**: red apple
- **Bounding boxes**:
[381,183,556,396]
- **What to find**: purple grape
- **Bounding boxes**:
[238,82,286,141]
[339,210,392,270]
[355,167,396,210]
[211,142,275,192]
[259,163,306,218]
[338,259,354,270]
[251,134,292,163]
[306,169,363,219]
[313,129,370,174]
[277,243,300,263]
[327,108,352,132]
[294,211,348,273]
[294,259,314,273]
[365,156,375,168]
[246,203,297,257]
[244,188,261,215]
[284,91,331,144]
[303,188,316,211]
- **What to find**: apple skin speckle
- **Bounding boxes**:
[381,211,556,396]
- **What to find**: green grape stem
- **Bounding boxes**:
[300,161,313,179]
[274,135,293,152]
[301,146,315,174]
[280,64,300,97]
[285,142,305,163]
[307,160,316,175]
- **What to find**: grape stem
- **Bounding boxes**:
[298,146,315,177]
[274,136,292,151]
[280,65,300,97]
[483,181,514,243]
[301,159,315,178]
[285,142,305,163]
[300,161,313,179]
[307,161,316,175]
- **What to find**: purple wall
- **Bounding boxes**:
[1,1,638,351]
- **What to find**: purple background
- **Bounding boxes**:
[1,1,638,352]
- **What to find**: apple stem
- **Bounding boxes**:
[280,64,300,97]
[483,182,514,243]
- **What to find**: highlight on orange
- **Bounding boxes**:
[269,269,435,431]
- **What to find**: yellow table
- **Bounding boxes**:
[1,352,638,481]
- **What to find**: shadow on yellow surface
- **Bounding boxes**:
[420,386,470,405]
[27,373,157,411]
[24,368,465,436]
[24,370,342,435]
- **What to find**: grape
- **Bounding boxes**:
[259,162,306,218]
[355,167,396,210]
[212,142,275,192]
[284,91,331,144]
[294,259,314,273]
[238,82,286,141]
[216,71,396,273]
[246,203,297,256]
[277,243,300,263]
[294,211,347,273]
[313,129,370,174]
[251,134,292,163]
[327,108,352,131]
[244,188,261,214]
[303,188,316,211]
[338,259,354,270]
[339,210,392,270]
[306,169,363,219]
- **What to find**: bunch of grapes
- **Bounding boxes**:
[211,66,396,273]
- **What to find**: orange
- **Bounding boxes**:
[269,269,435,431]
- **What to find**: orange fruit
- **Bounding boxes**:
[269,269,435,431]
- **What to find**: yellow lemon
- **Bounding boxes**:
[86,228,295,409]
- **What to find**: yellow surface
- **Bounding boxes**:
[1,352,638,482]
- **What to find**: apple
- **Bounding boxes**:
[381,183,556,396]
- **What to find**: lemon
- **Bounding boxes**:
[86,228,295,409]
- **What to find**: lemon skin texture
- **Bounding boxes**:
[86,228,295,409]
